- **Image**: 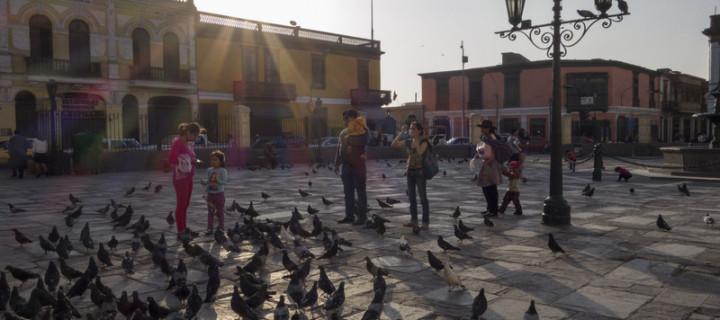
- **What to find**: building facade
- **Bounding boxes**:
[0,0,390,149]
[419,53,707,144]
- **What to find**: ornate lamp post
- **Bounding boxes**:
[45,79,58,153]
[496,0,629,225]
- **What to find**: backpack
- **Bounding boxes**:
[486,137,512,164]
[423,141,440,180]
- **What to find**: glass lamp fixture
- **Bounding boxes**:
[505,0,526,29]
[594,0,612,16]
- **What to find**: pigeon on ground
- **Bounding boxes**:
[38,235,55,254]
[307,205,319,215]
[185,284,202,319]
[427,250,444,273]
[470,288,488,320]
[398,234,412,256]
[629,187,635,194]
[11,229,32,247]
[452,206,461,219]
[437,235,460,253]
[548,233,566,257]
[58,259,83,284]
[107,235,119,251]
[230,285,258,320]
[298,189,310,197]
[121,252,134,276]
[365,257,389,278]
[657,214,672,231]
[154,185,163,193]
[386,197,401,205]
[273,295,289,320]
[48,226,60,244]
[318,266,335,296]
[442,262,465,291]
[582,184,591,194]
[261,192,271,200]
[125,186,135,197]
[286,274,305,308]
[376,198,392,209]
[458,219,474,233]
[96,204,110,215]
[69,194,81,205]
[678,183,690,196]
[142,182,152,191]
[323,282,345,312]
[146,296,172,319]
[44,261,60,293]
[705,213,715,225]
[166,211,174,226]
[97,243,113,267]
[322,196,333,205]
[582,187,595,198]
[454,225,473,242]
[524,299,540,320]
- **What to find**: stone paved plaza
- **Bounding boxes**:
[1,154,720,319]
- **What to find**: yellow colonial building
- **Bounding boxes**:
[0,0,390,149]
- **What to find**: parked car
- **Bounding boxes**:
[308,136,339,148]
[446,137,470,145]
[251,136,287,149]
[529,136,550,153]
[103,138,142,150]
[0,137,34,164]
[572,136,595,144]
[285,134,306,148]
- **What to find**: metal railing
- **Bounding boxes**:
[130,66,190,83]
[25,57,101,77]
[233,81,297,102]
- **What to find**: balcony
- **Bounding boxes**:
[350,89,392,107]
[25,57,101,78]
[130,66,190,83]
[233,81,297,102]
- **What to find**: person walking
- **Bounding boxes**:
[507,129,522,163]
[263,140,277,169]
[32,134,49,177]
[8,129,27,179]
[168,122,203,239]
[499,161,523,215]
[200,150,227,235]
[518,128,530,165]
[471,120,503,216]
[334,109,369,225]
[392,121,431,230]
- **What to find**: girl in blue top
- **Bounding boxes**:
[201,150,228,235]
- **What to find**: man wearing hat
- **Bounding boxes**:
[334,109,369,225]
[473,120,503,216]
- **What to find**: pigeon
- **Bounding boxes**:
[107,235,119,251]
[617,0,629,14]
[43,261,60,293]
[273,295,290,320]
[96,204,111,215]
[293,239,315,260]
[321,196,334,205]
[286,274,305,308]
[69,194,82,205]
[452,206,461,219]
[154,184,163,193]
[230,285,257,320]
[166,211,175,226]
[318,266,335,296]
[64,214,74,228]
[582,184,591,194]
[185,284,202,319]
[307,205,319,215]
[470,288,487,320]
[427,250,444,272]
[142,182,152,191]
[97,243,113,267]
[318,240,340,260]
[657,214,672,231]
[146,296,172,319]
[629,187,635,194]
[577,9,597,18]
[458,219,474,233]
[398,234,412,256]
[471,174,478,182]
[376,198,392,209]
[582,187,595,198]
[80,223,94,252]
[125,186,135,197]
[678,183,690,196]
[122,252,134,275]
[204,264,220,303]
[441,262,465,291]
[548,233,566,256]
[299,281,318,310]
[483,215,495,227]
[308,180,313,187]
[11,229,32,247]
[83,257,99,280]
[381,173,386,179]
[705,213,715,225]
[524,300,539,320]
[66,275,91,298]
[261,192,271,200]
[173,283,190,308]
[298,189,310,197]
[38,235,55,254]
[58,259,83,284]
[323,282,345,311]
[117,291,133,319]
[437,235,460,253]
[365,257,389,278]
[385,197,401,205]
[454,225,473,242]
[48,226,60,244]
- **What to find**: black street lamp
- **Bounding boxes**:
[45,79,58,153]
[496,0,629,225]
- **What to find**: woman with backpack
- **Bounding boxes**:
[471,120,503,217]
[392,121,431,230]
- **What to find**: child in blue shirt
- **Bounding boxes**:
[201,150,227,235]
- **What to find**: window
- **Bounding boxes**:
[312,54,326,89]
[68,20,90,75]
[264,49,279,83]
[29,15,53,60]
[132,28,151,76]
[504,72,520,108]
[242,47,258,81]
[468,78,483,109]
[529,118,546,137]
[565,73,609,112]
[436,78,449,111]
[500,118,519,134]
[163,32,180,81]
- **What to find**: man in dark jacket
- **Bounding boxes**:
[334,110,369,225]
[9,129,27,178]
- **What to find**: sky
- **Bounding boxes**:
[195,0,720,106]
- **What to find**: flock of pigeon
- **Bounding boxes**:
[1,154,710,320]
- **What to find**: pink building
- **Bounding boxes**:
[419,53,707,144]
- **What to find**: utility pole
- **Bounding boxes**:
[461,41,467,139]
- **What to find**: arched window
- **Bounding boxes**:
[163,32,179,81]
[68,20,90,75]
[29,15,53,60]
[132,28,151,78]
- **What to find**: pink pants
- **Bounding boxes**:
[173,176,193,233]
[206,192,225,229]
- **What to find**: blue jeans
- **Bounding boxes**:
[407,168,429,224]
[341,163,367,221]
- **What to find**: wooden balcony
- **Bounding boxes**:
[233,81,297,102]
[350,89,392,107]
[25,57,101,78]
[130,66,190,83]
